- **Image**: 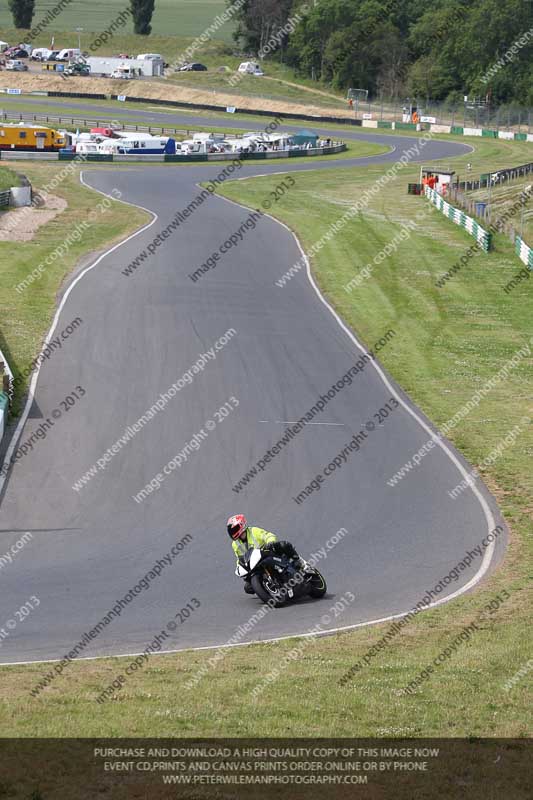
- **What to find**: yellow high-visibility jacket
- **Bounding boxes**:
[232,526,277,564]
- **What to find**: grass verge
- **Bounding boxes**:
[0,138,531,739]
[0,165,21,192]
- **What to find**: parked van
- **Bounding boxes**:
[31,47,51,61]
[110,67,137,79]
[5,59,28,71]
[57,48,81,61]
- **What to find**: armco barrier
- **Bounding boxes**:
[425,186,492,251]
[58,152,111,162]
[515,235,533,268]
[164,153,208,163]
[48,91,108,100]
[86,153,113,162]
[114,154,165,162]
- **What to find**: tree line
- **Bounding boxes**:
[230,0,533,105]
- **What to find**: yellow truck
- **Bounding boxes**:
[0,123,67,151]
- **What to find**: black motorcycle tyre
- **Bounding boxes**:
[251,574,286,607]
[308,568,327,598]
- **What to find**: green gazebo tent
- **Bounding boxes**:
[291,129,319,146]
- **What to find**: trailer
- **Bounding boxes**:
[85,56,164,77]
[238,61,264,76]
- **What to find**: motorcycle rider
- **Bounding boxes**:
[227,514,307,594]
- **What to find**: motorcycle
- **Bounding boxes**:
[235,547,327,607]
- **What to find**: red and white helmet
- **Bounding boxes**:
[227,514,247,540]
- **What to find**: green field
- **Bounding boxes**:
[0,137,531,740]
[0,0,232,39]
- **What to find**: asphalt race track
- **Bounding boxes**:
[0,111,506,666]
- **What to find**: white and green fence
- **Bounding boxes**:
[362,119,533,141]
[515,235,533,268]
[424,186,492,251]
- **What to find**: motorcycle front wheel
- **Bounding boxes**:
[308,568,327,598]
[251,573,286,607]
